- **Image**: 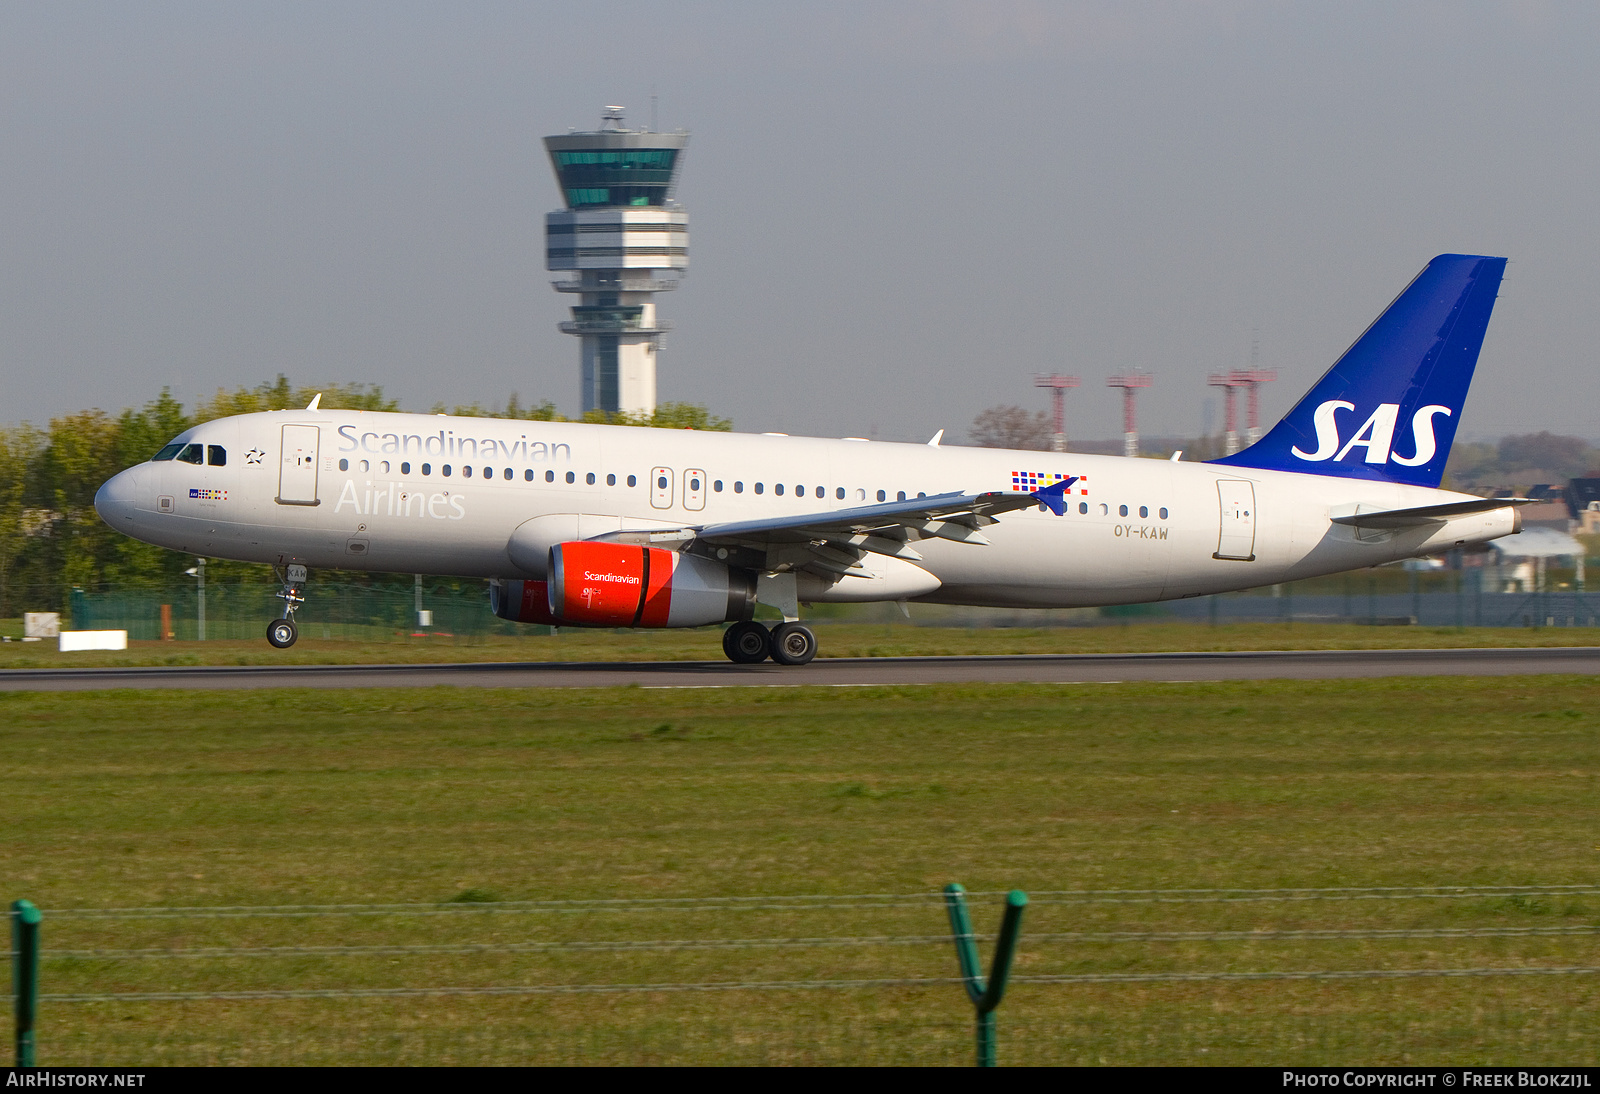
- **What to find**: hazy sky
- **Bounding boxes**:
[2,1,1595,443]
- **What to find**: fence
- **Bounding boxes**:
[60,580,511,643]
[12,884,1600,1065]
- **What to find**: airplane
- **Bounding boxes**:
[95,253,1526,665]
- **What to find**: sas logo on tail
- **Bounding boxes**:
[1291,402,1451,466]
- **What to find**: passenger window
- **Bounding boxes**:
[877,490,886,502]
[1119,505,1128,517]
[401,462,411,475]
[897,491,906,501]
[422,463,432,475]
[1139,506,1148,518]
[816,486,825,498]
[775,484,785,496]
[483,467,492,478]
[587,472,596,485]
[524,469,534,481]
[734,481,744,493]
[503,468,512,480]
[855,489,865,500]
[755,483,764,495]
[689,475,701,491]
[443,465,452,477]
[176,444,203,465]
[360,460,370,473]
[1159,507,1168,519]
[627,475,637,487]
[381,461,390,473]
[607,474,616,486]
[836,487,845,500]
[656,474,667,489]
[713,480,723,492]
[463,466,472,478]
[339,458,349,471]
[207,445,226,466]
[795,485,803,496]
[1079,502,1088,514]
[546,470,555,483]
[917,492,926,499]
[566,471,576,484]
[152,443,183,462]
[1099,503,1109,515]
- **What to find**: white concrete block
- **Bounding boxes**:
[59,630,128,651]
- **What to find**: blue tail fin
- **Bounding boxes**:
[1211,254,1506,488]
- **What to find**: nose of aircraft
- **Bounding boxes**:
[94,467,143,527]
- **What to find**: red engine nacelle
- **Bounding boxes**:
[547,541,756,628]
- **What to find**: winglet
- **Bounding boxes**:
[305,393,322,411]
[1030,476,1077,516]
[927,429,944,447]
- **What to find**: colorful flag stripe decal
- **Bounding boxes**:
[1010,472,1087,495]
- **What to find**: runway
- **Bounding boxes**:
[1,646,1596,691]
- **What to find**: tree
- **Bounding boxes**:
[968,405,1053,451]
[0,425,43,615]
[1496,432,1592,480]
[193,375,398,423]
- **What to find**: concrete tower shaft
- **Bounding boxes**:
[544,112,689,417]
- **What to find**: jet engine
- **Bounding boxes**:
[545,541,757,628]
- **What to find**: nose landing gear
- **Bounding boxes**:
[267,564,307,649]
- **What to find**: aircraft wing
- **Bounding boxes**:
[595,479,1075,576]
[1329,497,1533,530]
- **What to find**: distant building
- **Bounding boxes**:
[1566,478,1600,534]
[543,107,689,417]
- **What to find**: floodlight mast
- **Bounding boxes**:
[1105,372,1152,458]
[1033,373,1080,452]
[1207,369,1277,454]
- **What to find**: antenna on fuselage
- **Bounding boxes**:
[305,393,322,411]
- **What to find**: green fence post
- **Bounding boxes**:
[11,899,40,1067]
[944,884,1027,1066]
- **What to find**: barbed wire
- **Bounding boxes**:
[31,923,1600,962]
[38,965,1600,1004]
[33,883,1600,919]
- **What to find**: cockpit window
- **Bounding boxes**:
[176,444,204,465]
[152,443,183,462]
[207,445,226,466]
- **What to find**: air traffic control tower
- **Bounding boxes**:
[544,107,688,417]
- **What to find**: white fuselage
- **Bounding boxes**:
[96,409,1518,610]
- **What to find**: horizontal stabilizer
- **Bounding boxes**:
[1329,497,1531,530]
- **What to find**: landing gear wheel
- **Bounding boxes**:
[267,618,298,649]
[722,621,771,664]
[769,622,817,666]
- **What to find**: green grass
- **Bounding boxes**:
[4,679,1599,1065]
[3,620,1600,669]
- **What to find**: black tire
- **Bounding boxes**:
[722,620,771,664]
[769,622,817,666]
[267,618,298,649]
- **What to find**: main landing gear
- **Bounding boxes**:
[721,620,817,666]
[267,564,308,649]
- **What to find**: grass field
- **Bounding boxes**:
[3,620,1600,669]
[4,677,1599,1065]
